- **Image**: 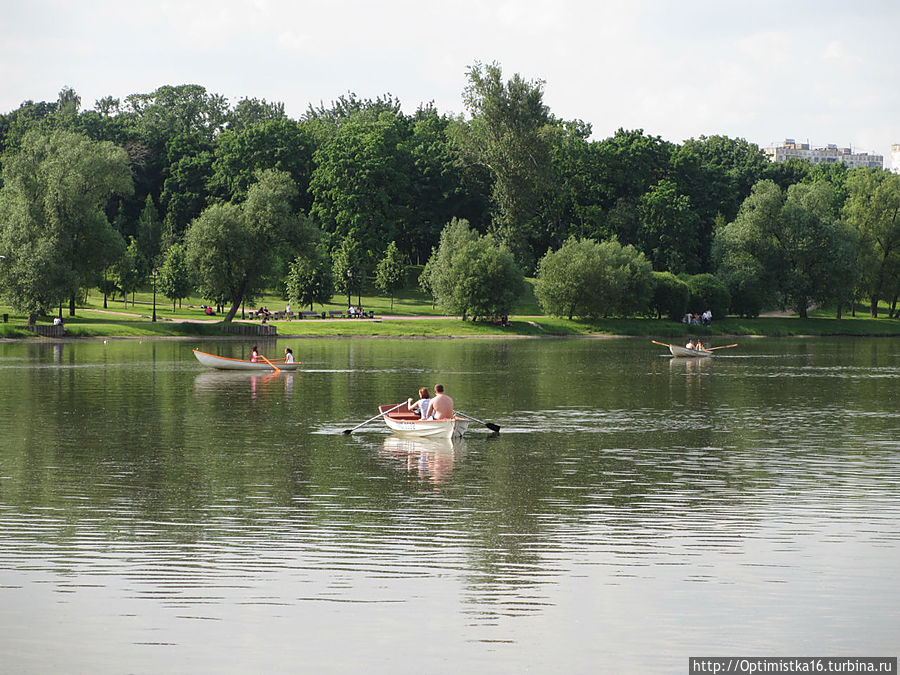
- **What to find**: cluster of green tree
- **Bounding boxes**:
[0,63,898,325]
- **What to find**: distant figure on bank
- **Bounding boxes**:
[430,384,454,420]
[407,387,432,420]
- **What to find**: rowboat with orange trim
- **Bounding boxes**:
[192,349,301,371]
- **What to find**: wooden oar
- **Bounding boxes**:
[342,401,406,435]
[707,343,738,351]
[259,353,281,373]
[455,411,500,433]
[651,340,672,348]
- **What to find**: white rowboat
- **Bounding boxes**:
[668,344,713,358]
[192,349,301,371]
[378,403,469,439]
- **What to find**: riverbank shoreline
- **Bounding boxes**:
[2,313,899,342]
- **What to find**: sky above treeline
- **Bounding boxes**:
[2,0,898,168]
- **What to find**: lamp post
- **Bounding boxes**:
[151,268,158,322]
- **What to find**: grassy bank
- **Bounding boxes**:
[2,312,898,340]
[1,279,898,339]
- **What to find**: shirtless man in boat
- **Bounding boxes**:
[430,384,454,420]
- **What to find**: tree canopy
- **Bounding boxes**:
[0,129,132,322]
[0,69,894,323]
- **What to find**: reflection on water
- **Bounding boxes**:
[194,369,297,398]
[0,337,898,672]
[379,434,467,485]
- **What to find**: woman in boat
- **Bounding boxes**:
[695,339,705,351]
[284,347,294,364]
[407,387,432,420]
[251,345,259,363]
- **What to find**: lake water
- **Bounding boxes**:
[0,336,897,673]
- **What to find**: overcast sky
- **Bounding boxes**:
[2,0,898,166]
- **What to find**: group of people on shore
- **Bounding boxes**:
[348,306,370,318]
[407,385,454,421]
[682,310,712,326]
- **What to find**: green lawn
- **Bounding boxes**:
[1,282,898,339]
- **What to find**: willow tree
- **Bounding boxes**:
[185,169,311,322]
[715,180,858,318]
[0,129,132,323]
[843,169,900,316]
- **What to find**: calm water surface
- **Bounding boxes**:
[0,337,897,673]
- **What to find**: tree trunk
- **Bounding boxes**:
[224,302,239,323]
[836,303,842,320]
[870,296,879,318]
[69,295,76,317]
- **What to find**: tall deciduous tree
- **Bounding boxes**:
[637,179,701,274]
[331,234,364,309]
[157,241,193,310]
[209,118,313,209]
[287,246,334,311]
[441,236,524,320]
[185,169,308,322]
[419,218,480,307]
[310,111,412,256]
[375,241,407,309]
[842,169,900,317]
[115,238,145,306]
[0,129,132,323]
[715,180,858,318]
[453,61,553,267]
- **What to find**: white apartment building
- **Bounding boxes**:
[764,139,883,169]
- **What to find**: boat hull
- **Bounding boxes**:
[192,349,301,371]
[378,403,469,438]
[668,345,712,358]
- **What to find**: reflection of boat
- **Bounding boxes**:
[193,370,281,391]
[381,435,466,484]
[193,349,301,371]
[378,403,469,438]
[382,434,465,455]
[668,345,712,358]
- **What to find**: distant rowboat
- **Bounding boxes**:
[192,349,301,371]
[668,344,713,358]
[652,340,737,358]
